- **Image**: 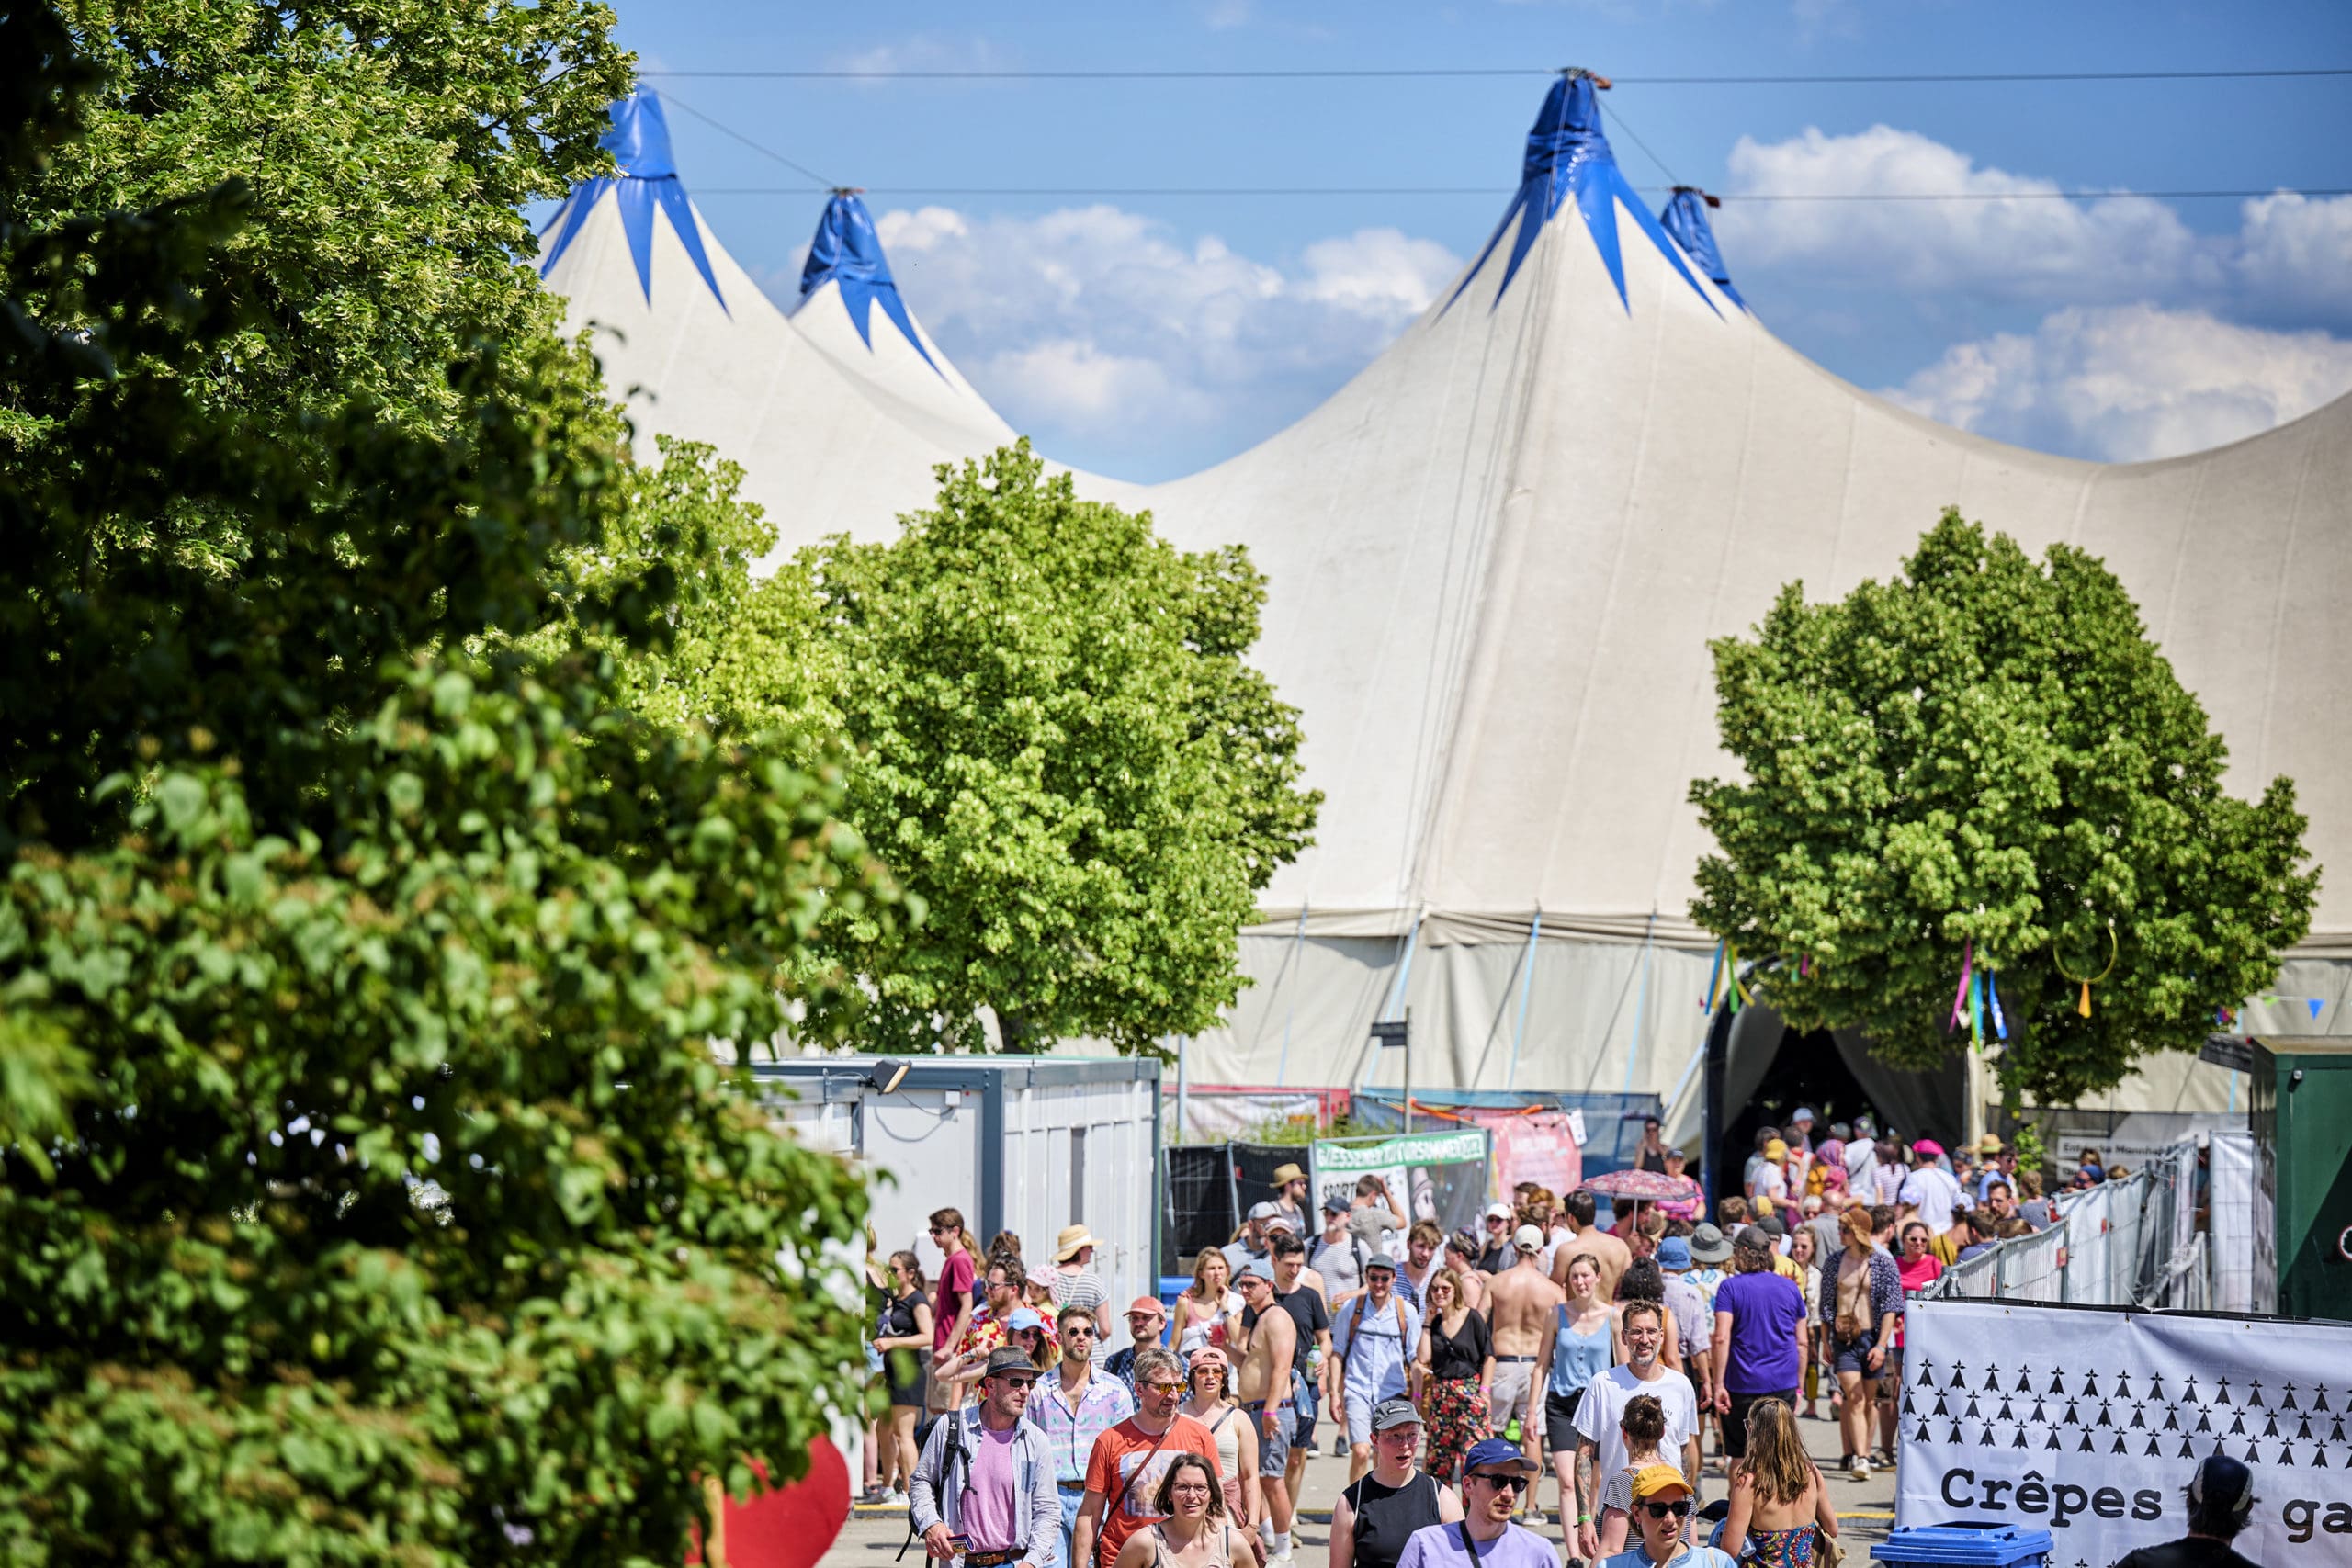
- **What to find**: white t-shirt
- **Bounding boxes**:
[1572,1363,1700,1481]
[1900,1166,1968,1233]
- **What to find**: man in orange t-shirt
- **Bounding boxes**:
[1071,1345,1223,1568]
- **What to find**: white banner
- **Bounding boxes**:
[1898,1299,2352,1563]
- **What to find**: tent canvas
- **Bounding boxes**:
[538,80,2352,1129]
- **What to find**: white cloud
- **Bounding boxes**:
[1718,126,2352,327]
[2233,191,2352,325]
[1883,304,2352,462]
[1717,124,2211,301]
[859,205,1462,476]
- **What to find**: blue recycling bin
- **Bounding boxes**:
[1871,1524,2054,1566]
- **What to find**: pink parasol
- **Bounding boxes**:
[1578,1168,1696,1201]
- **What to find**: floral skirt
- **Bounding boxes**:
[1422,1376,1489,1483]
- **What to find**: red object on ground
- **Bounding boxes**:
[685,1439,850,1568]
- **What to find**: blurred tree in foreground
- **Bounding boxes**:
[1690,510,2314,1106]
[0,7,905,1560]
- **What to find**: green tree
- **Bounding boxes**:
[801,443,1320,1054]
[2,12,902,1559]
[37,0,629,440]
[1689,510,2315,1106]
[10,0,635,847]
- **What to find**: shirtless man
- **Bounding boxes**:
[1482,1224,1566,1515]
[1231,1260,1300,1565]
[1267,1231,1332,1507]
[1552,1190,1632,1303]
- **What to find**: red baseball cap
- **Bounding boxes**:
[1127,1296,1165,1316]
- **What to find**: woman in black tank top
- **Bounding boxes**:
[1330,1397,1462,1568]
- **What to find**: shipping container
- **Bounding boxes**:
[753,1055,1163,1314]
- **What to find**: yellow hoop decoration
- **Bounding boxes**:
[2053,922,2119,1018]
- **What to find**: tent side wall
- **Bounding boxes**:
[1188,926,1720,1150]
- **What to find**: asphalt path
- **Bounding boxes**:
[825,1394,1899,1567]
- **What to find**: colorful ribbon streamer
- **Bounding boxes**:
[1988,972,2008,1041]
[1947,940,1973,1033]
[1970,969,1985,1046]
[1701,940,1752,1015]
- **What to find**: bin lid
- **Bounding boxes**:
[1871,1524,2054,1565]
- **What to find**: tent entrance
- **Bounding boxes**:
[1713,1024,1873,1190]
[1703,1001,1967,1207]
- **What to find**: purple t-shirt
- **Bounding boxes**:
[960,1420,1023,1551]
[1713,1270,1807,1394]
[1395,1520,1559,1568]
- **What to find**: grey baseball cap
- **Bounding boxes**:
[1370,1396,1420,1431]
[1248,1201,1280,1221]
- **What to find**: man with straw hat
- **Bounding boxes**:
[1270,1163,1311,1235]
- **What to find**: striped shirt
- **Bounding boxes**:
[1051,1267,1110,1322]
[1025,1366,1136,1484]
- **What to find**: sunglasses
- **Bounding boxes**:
[1142,1380,1186,1394]
[1640,1501,1692,1519]
[1467,1473,1522,1493]
[1064,1324,1096,1337]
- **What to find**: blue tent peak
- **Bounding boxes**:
[797,191,944,378]
[537,86,728,315]
[1444,72,1716,319]
[1658,187,1747,310]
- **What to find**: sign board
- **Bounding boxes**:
[1312,1130,1491,1247]
[1370,1020,1408,1049]
[1897,1299,2352,1562]
[1316,1130,1487,1171]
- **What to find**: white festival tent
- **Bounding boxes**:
[538,78,2352,1147]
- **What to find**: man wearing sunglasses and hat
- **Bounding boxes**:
[1391,1438,1555,1568]
[910,1347,1063,1568]
[1600,1464,1736,1567]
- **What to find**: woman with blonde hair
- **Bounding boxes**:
[1178,1346,1260,1525]
[1409,1267,1492,1484]
[1723,1396,1836,1564]
[1176,1247,1243,1359]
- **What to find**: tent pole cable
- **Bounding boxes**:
[1622,913,1657,1094]
[1276,901,1307,1087]
[1505,907,1543,1091]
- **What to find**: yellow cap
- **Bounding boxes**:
[1764,1138,1789,1161]
[1631,1462,1693,1502]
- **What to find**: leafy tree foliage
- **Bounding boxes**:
[2,9,900,1560]
[35,0,629,443]
[801,444,1320,1053]
[1690,510,2314,1105]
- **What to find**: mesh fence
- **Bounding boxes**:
[1162,1145,1238,1278]
[1921,1135,2233,1308]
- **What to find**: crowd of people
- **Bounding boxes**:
[872,1115,2125,1568]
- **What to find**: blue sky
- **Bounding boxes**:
[595,1,2352,480]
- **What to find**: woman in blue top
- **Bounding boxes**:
[1532,1252,1613,1535]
